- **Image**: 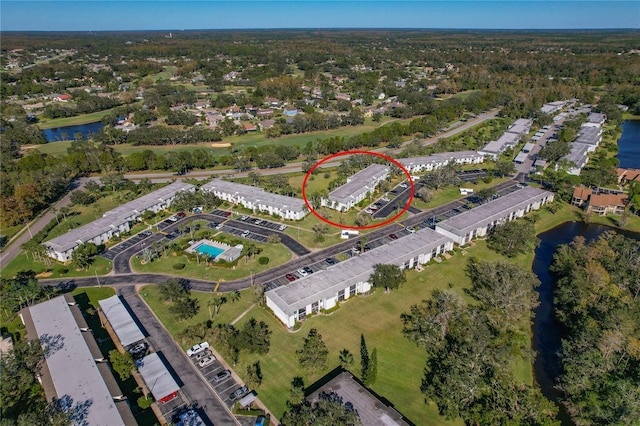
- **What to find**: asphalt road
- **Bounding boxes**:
[0,177,95,268]
[118,287,238,426]
[40,179,520,293]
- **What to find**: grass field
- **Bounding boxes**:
[0,252,112,280]
[142,238,539,425]
[36,108,114,129]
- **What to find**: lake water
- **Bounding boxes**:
[617,119,640,168]
[43,121,104,142]
[532,221,640,425]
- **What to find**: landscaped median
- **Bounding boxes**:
[140,238,535,426]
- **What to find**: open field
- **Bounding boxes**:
[142,238,536,425]
[36,108,116,129]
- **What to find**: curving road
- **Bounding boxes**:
[40,180,519,293]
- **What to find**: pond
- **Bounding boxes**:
[43,121,104,142]
[532,221,640,425]
[616,119,640,168]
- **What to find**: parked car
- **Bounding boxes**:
[168,216,178,223]
[303,266,313,275]
[285,273,297,282]
[399,183,408,189]
[255,219,264,225]
[297,268,308,277]
[198,355,215,368]
[186,342,210,357]
[213,370,231,382]
[215,224,224,230]
[229,385,249,400]
[194,349,211,361]
[381,196,390,202]
[278,224,287,231]
[326,257,337,265]
[128,343,146,355]
[240,215,249,221]
[241,230,251,237]
[388,233,398,240]
[140,230,152,237]
[223,211,232,217]
[176,212,186,218]
[406,226,416,233]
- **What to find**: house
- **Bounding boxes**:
[54,94,71,102]
[617,168,640,184]
[265,227,453,328]
[560,143,591,175]
[19,294,136,425]
[587,112,606,126]
[322,164,389,211]
[264,97,280,108]
[435,186,554,245]
[201,179,309,220]
[478,132,520,158]
[396,151,485,174]
[587,193,627,216]
[243,123,257,132]
[540,101,565,115]
[335,93,351,102]
[259,119,276,130]
[571,186,593,207]
[256,108,274,117]
[44,181,195,261]
[505,118,533,136]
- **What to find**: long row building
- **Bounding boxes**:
[321,164,389,211]
[201,178,309,220]
[44,181,194,262]
[478,118,533,158]
[561,112,606,175]
[266,185,554,328]
[396,150,485,173]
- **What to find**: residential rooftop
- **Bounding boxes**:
[396,150,483,168]
[22,295,131,426]
[138,352,180,403]
[436,186,553,236]
[266,227,452,316]
[202,179,307,212]
[328,164,389,204]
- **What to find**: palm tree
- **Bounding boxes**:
[339,349,354,369]
[229,290,241,303]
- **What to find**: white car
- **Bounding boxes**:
[198,355,216,368]
[399,183,408,189]
[186,342,210,357]
[297,268,308,277]
[278,224,287,231]
[241,230,251,237]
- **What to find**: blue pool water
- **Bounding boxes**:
[196,244,224,258]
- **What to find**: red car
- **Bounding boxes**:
[389,234,398,240]
[223,211,232,217]
[176,212,186,218]
[285,273,297,282]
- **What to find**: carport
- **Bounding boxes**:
[138,352,180,404]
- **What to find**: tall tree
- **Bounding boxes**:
[108,350,136,381]
[487,219,538,257]
[369,263,406,293]
[297,328,329,377]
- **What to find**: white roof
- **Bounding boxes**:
[514,152,528,162]
[328,164,389,204]
[202,179,307,213]
[98,296,145,347]
[29,296,126,425]
[138,352,180,401]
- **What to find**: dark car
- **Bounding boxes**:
[303,266,313,274]
[213,370,231,383]
[140,230,152,237]
[388,233,398,240]
[229,385,249,400]
[285,273,297,282]
[223,211,232,217]
[325,257,336,265]
[176,212,186,218]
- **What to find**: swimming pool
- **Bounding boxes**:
[196,244,225,258]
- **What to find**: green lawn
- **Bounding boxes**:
[140,286,256,340]
[411,177,510,211]
[0,252,112,280]
[142,238,541,425]
[131,240,293,281]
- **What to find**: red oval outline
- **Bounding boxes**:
[301,150,415,230]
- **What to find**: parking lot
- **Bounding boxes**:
[457,169,488,182]
[187,349,250,412]
[101,229,153,260]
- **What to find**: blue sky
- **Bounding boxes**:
[1,1,638,31]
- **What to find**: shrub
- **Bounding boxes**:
[137,395,153,409]
[59,268,69,274]
[258,256,269,265]
[173,263,186,270]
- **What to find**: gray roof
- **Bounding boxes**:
[202,179,307,212]
[587,112,606,123]
[574,125,600,145]
[514,152,528,163]
[523,143,536,152]
[307,371,410,426]
[563,143,590,168]
[266,228,452,315]
[44,181,194,253]
[138,352,180,401]
[436,186,552,236]
[506,118,533,135]
[98,296,145,347]
[479,132,520,155]
[28,296,126,425]
[328,164,389,204]
[397,150,483,169]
